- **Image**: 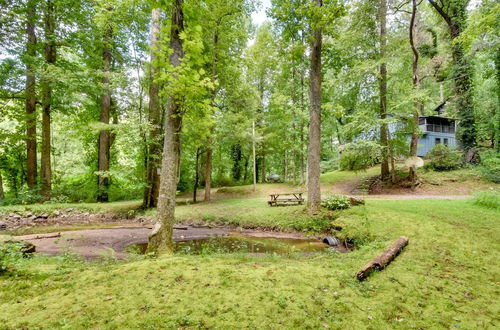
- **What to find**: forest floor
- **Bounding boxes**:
[0,168,498,327]
[1,198,499,328]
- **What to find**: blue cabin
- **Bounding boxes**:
[416,115,457,156]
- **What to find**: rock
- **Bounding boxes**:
[0,221,6,231]
[38,213,49,219]
[53,210,61,216]
[266,173,281,183]
[349,197,365,206]
[19,241,36,254]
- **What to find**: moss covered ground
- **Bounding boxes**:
[1,198,499,329]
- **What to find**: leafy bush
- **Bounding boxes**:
[424,144,462,171]
[320,157,339,173]
[473,190,500,210]
[321,195,351,210]
[0,239,25,274]
[339,141,381,171]
[479,150,500,183]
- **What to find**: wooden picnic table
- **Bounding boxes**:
[268,192,304,207]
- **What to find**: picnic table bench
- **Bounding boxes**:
[268,192,304,207]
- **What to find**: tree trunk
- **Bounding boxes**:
[261,153,266,183]
[204,143,212,201]
[143,7,163,208]
[147,0,184,254]
[204,29,220,202]
[409,0,422,185]
[307,0,323,213]
[0,170,4,200]
[300,53,306,185]
[428,0,476,153]
[378,0,390,180]
[284,150,288,182]
[97,26,113,202]
[25,0,37,190]
[356,236,409,281]
[193,147,200,203]
[252,121,256,191]
[41,0,55,200]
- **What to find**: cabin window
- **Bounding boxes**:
[444,138,449,146]
[435,138,441,145]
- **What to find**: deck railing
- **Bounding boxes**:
[426,124,455,133]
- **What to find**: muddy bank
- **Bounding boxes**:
[16,225,229,259]
[15,225,344,259]
[0,211,153,231]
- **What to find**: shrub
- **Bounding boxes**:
[321,195,352,210]
[339,141,381,171]
[479,150,500,183]
[424,144,462,171]
[0,238,25,274]
[473,190,500,210]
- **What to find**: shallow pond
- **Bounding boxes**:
[128,235,333,255]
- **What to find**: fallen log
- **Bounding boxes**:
[17,232,62,240]
[356,236,409,281]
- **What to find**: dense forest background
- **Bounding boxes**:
[0,0,498,206]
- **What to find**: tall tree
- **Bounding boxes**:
[307,0,322,212]
[409,0,422,184]
[25,0,37,190]
[378,0,390,180]
[97,23,113,202]
[0,170,4,201]
[148,0,185,253]
[143,7,163,208]
[427,0,476,154]
[40,0,56,199]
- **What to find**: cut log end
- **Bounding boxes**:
[356,236,409,281]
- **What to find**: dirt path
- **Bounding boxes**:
[361,195,472,200]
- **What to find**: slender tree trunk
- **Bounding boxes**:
[143,7,163,208]
[147,0,184,254]
[193,147,200,203]
[378,0,390,180]
[300,52,306,185]
[25,0,37,190]
[204,145,212,200]
[97,26,113,202]
[0,170,4,200]
[41,0,55,199]
[204,30,220,202]
[252,121,256,191]
[261,153,266,183]
[284,150,288,181]
[409,0,422,185]
[495,50,500,152]
[307,0,323,212]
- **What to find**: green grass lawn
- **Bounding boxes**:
[1,198,499,328]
